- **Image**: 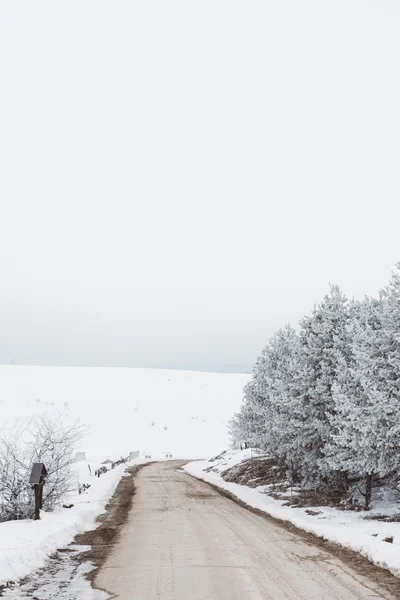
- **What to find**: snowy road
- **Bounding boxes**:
[95,461,396,600]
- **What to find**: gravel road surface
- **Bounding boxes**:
[95,461,396,600]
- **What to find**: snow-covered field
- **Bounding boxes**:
[0,365,249,458]
[184,450,400,578]
[0,365,248,586]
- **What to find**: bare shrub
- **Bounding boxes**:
[0,414,86,522]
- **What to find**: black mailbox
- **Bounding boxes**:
[29,463,48,520]
[29,463,48,486]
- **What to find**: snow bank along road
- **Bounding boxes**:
[95,462,398,600]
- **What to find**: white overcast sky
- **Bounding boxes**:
[1,0,400,372]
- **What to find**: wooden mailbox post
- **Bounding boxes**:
[29,463,48,520]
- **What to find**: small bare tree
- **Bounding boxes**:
[0,413,86,522]
[0,422,32,520]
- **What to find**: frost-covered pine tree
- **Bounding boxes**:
[325,297,384,508]
[240,353,271,451]
[229,389,266,450]
[325,265,400,508]
[228,412,245,449]
[230,360,269,451]
[230,325,303,478]
[260,326,303,476]
[295,285,350,483]
[230,334,285,453]
[369,266,400,476]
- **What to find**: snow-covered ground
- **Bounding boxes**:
[0,365,249,458]
[0,365,248,587]
[184,450,400,578]
[1,544,105,600]
[0,458,135,586]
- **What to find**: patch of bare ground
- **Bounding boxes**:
[0,464,143,598]
[280,486,345,508]
[366,514,400,523]
[220,457,286,488]
[189,475,400,599]
[219,457,349,508]
[74,464,142,586]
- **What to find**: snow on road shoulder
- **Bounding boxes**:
[0,460,135,586]
[184,451,400,577]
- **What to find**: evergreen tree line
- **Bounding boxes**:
[230,264,400,509]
